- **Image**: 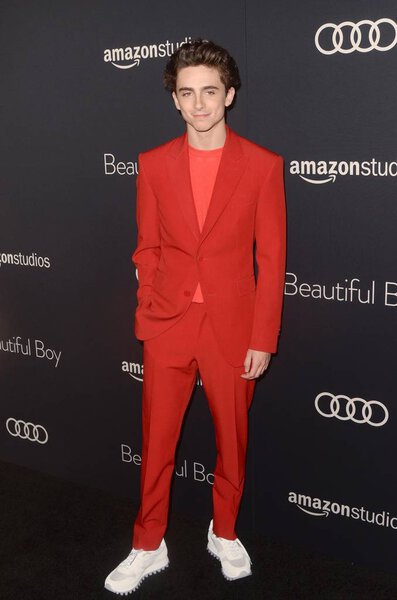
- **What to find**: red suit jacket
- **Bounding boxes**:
[132,124,286,366]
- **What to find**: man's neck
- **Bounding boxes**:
[187,121,227,150]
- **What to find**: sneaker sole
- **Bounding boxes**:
[207,539,252,581]
[104,559,169,595]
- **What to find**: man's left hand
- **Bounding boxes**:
[241,349,272,379]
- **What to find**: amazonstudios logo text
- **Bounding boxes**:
[0,251,51,269]
[289,158,397,184]
[289,491,397,531]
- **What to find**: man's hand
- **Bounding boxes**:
[240,349,272,379]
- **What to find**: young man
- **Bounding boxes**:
[105,39,286,595]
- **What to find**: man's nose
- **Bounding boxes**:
[194,94,203,109]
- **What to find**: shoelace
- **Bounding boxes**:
[120,549,139,567]
[217,536,251,561]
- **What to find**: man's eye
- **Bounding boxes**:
[182,92,190,97]
[207,90,215,95]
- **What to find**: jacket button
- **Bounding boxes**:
[198,256,204,262]
[184,290,191,296]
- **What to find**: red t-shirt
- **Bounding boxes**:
[188,144,223,302]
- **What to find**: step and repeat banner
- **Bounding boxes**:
[1,0,396,572]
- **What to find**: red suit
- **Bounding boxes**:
[131,124,286,549]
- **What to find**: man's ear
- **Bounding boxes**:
[172,91,181,111]
[225,86,236,107]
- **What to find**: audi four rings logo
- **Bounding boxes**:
[315,393,389,427]
[6,418,49,444]
[315,19,397,54]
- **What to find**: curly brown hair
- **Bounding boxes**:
[163,38,241,94]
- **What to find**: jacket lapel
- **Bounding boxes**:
[200,125,247,245]
[166,132,201,241]
[166,125,248,246]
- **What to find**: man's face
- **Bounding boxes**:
[172,65,235,134]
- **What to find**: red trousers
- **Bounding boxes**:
[132,301,256,550]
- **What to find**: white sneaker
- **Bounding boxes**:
[104,538,169,595]
[207,519,252,581]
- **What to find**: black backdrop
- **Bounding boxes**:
[1,0,397,572]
